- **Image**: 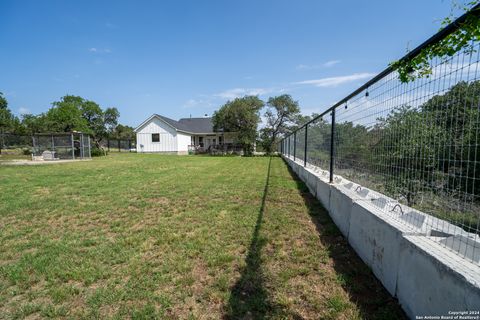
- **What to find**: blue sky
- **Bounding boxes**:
[0,0,461,127]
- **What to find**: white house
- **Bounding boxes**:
[134,114,236,154]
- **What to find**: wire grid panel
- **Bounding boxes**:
[32,133,91,159]
[0,134,32,150]
[288,134,294,158]
[306,115,332,173]
[332,47,480,263]
[33,135,55,156]
[295,127,306,163]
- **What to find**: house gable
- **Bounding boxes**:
[135,114,178,134]
[136,116,180,153]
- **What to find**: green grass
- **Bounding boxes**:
[0,154,405,319]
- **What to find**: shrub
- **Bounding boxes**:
[90,147,106,157]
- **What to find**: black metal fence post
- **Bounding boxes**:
[329,108,336,183]
[118,140,121,152]
[304,124,308,167]
[107,139,110,152]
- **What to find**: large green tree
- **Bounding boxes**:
[212,96,264,155]
[0,92,20,134]
[46,97,89,132]
[47,95,119,147]
[260,94,301,154]
[20,114,48,134]
[111,124,135,140]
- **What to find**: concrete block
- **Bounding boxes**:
[293,161,300,175]
[397,236,480,318]
[347,202,412,295]
[305,169,318,196]
[282,154,480,318]
[298,164,306,181]
[315,178,331,211]
[329,185,355,237]
[438,235,480,264]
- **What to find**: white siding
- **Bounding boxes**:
[177,132,192,152]
[136,117,178,152]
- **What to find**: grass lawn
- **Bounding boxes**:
[0,154,404,319]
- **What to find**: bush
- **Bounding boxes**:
[91,147,107,157]
[22,148,32,155]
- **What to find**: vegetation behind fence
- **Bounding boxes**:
[279,5,480,264]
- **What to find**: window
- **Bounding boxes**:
[152,133,160,142]
[199,136,204,147]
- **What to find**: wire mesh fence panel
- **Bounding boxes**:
[333,47,480,263]
[119,139,133,151]
[287,134,292,158]
[0,134,32,152]
[306,115,332,173]
[102,139,134,152]
[279,27,480,264]
[32,135,54,157]
[1,132,92,160]
[296,126,306,164]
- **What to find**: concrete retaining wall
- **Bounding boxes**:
[282,155,480,319]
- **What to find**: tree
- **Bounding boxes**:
[260,94,300,154]
[46,97,89,132]
[48,95,120,148]
[20,114,48,134]
[0,92,18,134]
[212,96,264,155]
[0,92,7,110]
[111,124,135,140]
[104,107,120,136]
[392,1,480,82]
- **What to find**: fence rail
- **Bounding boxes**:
[279,5,480,264]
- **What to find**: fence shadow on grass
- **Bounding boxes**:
[225,157,295,319]
[224,157,272,319]
[283,163,407,320]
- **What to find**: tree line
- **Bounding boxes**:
[294,81,480,214]
[0,94,136,149]
[212,94,303,155]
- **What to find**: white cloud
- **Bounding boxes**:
[183,97,215,109]
[18,107,30,115]
[323,60,341,67]
[214,87,272,99]
[295,64,311,70]
[88,47,111,54]
[295,72,376,88]
[184,99,201,108]
[295,60,341,70]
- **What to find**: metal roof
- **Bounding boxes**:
[135,114,216,134]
